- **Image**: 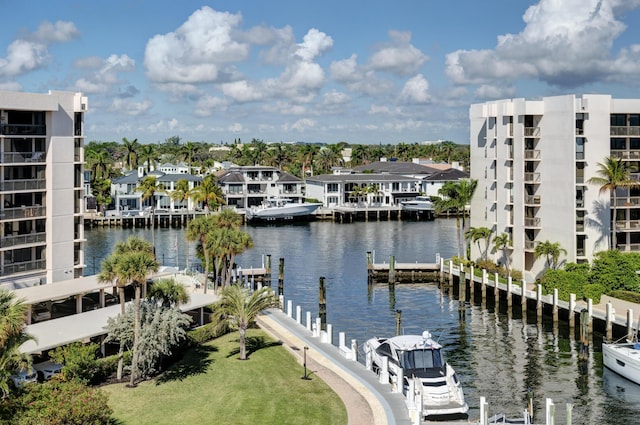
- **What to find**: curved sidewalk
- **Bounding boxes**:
[257,308,412,425]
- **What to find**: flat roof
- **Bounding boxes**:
[20,291,219,354]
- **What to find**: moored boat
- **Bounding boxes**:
[245,197,322,222]
[400,196,435,220]
[363,330,468,420]
[602,338,640,385]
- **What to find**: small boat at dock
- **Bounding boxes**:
[363,330,468,420]
[602,338,640,385]
[245,197,322,222]
[400,196,435,220]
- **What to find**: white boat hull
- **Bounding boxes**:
[246,202,322,221]
[602,342,640,385]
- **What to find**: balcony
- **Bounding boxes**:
[611,150,640,160]
[0,124,46,136]
[524,172,541,183]
[0,232,46,248]
[0,151,45,163]
[615,220,640,230]
[0,205,45,220]
[615,197,640,207]
[524,127,540,137]
[525,195,541,205]
[524,149,541,160]
[0,179,46,192]
[2,259,46,275]
[611,126,640,136]
[524,217,541,228]
[524,240,536,251]
[618,243,640,252]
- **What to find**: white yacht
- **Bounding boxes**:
[245,197,322,222]
[603,338,640,385]
[364,330,468,420]
[400,196,435,219]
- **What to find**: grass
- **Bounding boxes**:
[102,328,348,425]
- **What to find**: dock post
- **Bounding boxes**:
[296,305,301,324]
[628,309,635,342]
[569,293,576,330]
[480,396,488,425]
[278,257,285,296]
[449,260,454,286]
[521,280,527,313]
[389,256,396,284]
[507,276,513,308]
[553,288,559,324]
[265,254,272,286]
[481,269,487,302]
[579,308,590,361]
[395,310,402,336]
[319,276,327,331]
[306,311,312,331]
[459,266,467,302]
[493,272,500,301]
[545,398,555,425]
[588,298,593,337]
[606,302,613,341]
[439,257,444,284]
[566,399,573,425]
[536,284,543,321]
[366,251,373,283]
[287,300,293,317]
[469,265,475,299]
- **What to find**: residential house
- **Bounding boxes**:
[217,166,304,208]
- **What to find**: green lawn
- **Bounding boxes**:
[103,329,347,425]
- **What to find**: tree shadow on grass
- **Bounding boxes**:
[155,344,218,385]
[227,335,283,359]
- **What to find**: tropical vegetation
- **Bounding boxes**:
[0,289,33,398]
[433,179,478,259]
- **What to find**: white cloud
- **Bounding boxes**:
[29,21,79,43]
[445,0,640,87]
[369,30,427,76]
[228,123,244,133]
[330,54,359,83]
[400,74,431,104]
[73,54,135,93]
[194,95,229,117]
[295,28,333,61]
[322,90,350,106]
[474,84,516,100]
[144,6,249,84]
[221,80,263,103]
[287,118,316,132]
[110,98,153,116]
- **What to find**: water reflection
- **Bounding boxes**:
[84,220,640,424]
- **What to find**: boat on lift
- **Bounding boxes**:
[245,197,322,222]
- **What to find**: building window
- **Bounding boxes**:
[327,183,339,193]
[576,138,585,160]
[630,114,640,127]
[576,211,585,232]
[631,138,640,150]
[611,114,627,127]
[576,235,586,256]
[610,138,626,150]
[576,163,585,184]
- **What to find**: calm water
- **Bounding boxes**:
[84,220,640,424]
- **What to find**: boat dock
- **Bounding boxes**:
[367,252,440,283]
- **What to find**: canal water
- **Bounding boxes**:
[84,219,640,424]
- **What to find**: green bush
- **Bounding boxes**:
[539,268,589,301]
[188,322,228,345]
[12,380,112,425]
[50,342,101,385]
[608,290,640,304]
[583,283,606,303]
[475,260,500,274]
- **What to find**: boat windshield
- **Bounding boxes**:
[399,348,443,370]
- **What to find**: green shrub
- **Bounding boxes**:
[188,322,228,345]
[13,380,112,425]
[50,342,101,385]
[475,260,500,274]
[583,283,606,303]
[539,268,588,301]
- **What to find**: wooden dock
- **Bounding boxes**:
[366,252,440,283]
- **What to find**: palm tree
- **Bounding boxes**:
[587,157,640,249]
[122,137,139,171]
[433,179,478,259]
[170,179,192,210]
[0,289,33,397]
[492,233,511,275]
[86,148,111,180]
[214,208,243,229]
[466,226,493,261]
[98,237,158,386]
[534,240,567,270]
[138,144,158,173]
[439,141,457,164]
[211,284,278,360]
[190,175,225,213]
[136,176,165,254]
[186,215,217,293]
[147,279,190,308]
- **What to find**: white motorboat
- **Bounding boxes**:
[363,330,469,420]
[245,197,322,222]
[602,338,640,385]
[400,196,435,219]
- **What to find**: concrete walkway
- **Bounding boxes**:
[257,308,415,425]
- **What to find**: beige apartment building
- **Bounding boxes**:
[470,94,640,282]
[0,90,88,289]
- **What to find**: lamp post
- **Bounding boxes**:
[301,346,310,380]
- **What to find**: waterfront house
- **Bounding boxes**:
[470,94,640,281]
[217,166,305,209]
[0,90,88,289]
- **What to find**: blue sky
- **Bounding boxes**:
[2,0,640,145]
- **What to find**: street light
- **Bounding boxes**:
[301,346,310,380]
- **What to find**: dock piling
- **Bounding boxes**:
[319,276,327,331]
[628,309,635,342]
[278,257,284,296]
[395,310,402,336]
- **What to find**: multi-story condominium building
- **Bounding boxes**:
[0,90,88,288]
[217,166,305,208]
[470,94,640,281]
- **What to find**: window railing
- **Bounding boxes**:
[618,243,640,252]
[1,205,45,219]
[525,195,541,205]
[0,124,46,136]
[615,197,640,207]
[524,149,540,160]
[2,259,46,275]
[0,179,46,191]
[524,127,540,137]
[524,217,541,227]
[524,172,540,183]
[611,126,640,136]
[524,240,536,250]
[615,220,640,230]
[0,232,46,248]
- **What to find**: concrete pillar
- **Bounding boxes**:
[507,276,513,308]
[315,317,322,337]
[339,331,346,349]
[569,294,576,329]
[351,339,358,362]
[481,269,488,300]
[553,288,559,324]
[494,272,500,300]
[287,299,293,317]
[296,305,301,324]
[606,302,613,341]
[306,311,312,331]
[380,356,389,384]
[628,309,635,342]
[326,323,333,345]
[521,280,527,312]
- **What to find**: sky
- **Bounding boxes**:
[2,0,640,146]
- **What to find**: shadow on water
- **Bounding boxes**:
[226,335,283,359]
[155,344,217,384]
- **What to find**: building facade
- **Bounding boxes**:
[0,90,88,288]
[217,166,305,208]
[470,94,640,281]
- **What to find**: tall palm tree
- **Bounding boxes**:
[138,144,158,173]
[466,226,493,261]
[122,137,140,171]
[136,176,165,253]
[190,175,225,213]
[534,240,567,270]
[186,215,217,293]
[86,148,111,180]
[587,157,639,249]
[492,233,511,275]
[439,141,457,164]
[170,179,192,210]
[211,285,278,360]
[433,179,478,259]
[99,237,158,387]
[0,289,33,397]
